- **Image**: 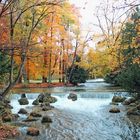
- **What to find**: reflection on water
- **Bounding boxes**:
[10,80,140,140]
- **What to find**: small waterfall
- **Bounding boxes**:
[52,92,113,114]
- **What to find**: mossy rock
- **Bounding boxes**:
[32,99,39,105]
[18,108,28,114]
[30,112,42,117]
[112,96,126,103]
[18,98,29,105]
[2,114,12,122]
[109,107,120,113]
[27,127,40,136]
[41,116,52,123]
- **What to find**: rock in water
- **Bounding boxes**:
[18,108,28,114]
[109,107,120,113]
[38,93,57,103]
[32,99,39,105]
[112,96,126,103]
[38,93,45,103]
[21,94,26,98]
[42,106,52,111]
[30,111,42,117]
[18,98,29,105]
[27,127,40,136]
[123,97,136,105]
[41,116,52,123]
[68,93,77,101]
[127,108,140,115]
[24,116,38,122]
[2,114,12,122]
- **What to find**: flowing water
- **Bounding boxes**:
[10,79,140,140]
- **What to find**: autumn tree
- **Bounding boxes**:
[0,0,64,97]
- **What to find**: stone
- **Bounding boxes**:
[6,104,13,109]
[123,97,136,105]
[30,112,42,117]
[2,114,12,122]
[24,116,38,122]
[68,93,77,101]
[42,106,52,111]
[110,102,119,105]
[112,96,126,103]
[18,108,28,114]
[18,98,29,105]
[127,108,140,115]
[40,102,51,108]
[38,93,57,104]
[4,98,11,104]
[12,114,20,121]
[129,103,137,106]
[41,116,52,123]
[32,99,39,105]
[38,93,45,103]
[27,127,40,136]
[109,107,120,113]
[21,94,27,98]
[136,104,140,110]
[48,96,57,103]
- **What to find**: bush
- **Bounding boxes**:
[67,65,89,85]
[116,64,140,95]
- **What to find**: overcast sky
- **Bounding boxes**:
[69,0,102,48]
[70,0,101,31]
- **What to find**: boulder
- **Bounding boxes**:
[109,107,120,113]
[38,93,45,103]
[2,114,12,122]
[32,99,39,105]
[44,96,57,103]
[6,104,13,109]
[24,116,38,122]
[68,93,77,101]
[41,116,52,123]
[30,112,42,117]
[112,96,126,103]
[18,98,29,105]
[18,108,28,114]
[21,94,27,98]
[136,104,140,110]
[27,127,40,136]
[123,97,136,105]
[110,102,119,105]
[127,108,140,115]
[12,114,20,121]
[38,93,57,104]
[4,98,10,104]
[40,102,52,108]
[42,106,52,111]
[129,103,137,106]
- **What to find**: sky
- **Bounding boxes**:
[69,0,103,48]
[70,0,101,31]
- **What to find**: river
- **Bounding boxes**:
[10,79,140,140]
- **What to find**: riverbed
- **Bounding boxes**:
[10,79,140,140]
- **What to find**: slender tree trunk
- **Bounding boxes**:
[1,54,26,97]
[68,41,79,82]
[59,47,62,83]
[61,39,65,83]
[48,12,54,84]
[26,57,30,83]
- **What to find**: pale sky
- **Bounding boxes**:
[69,0,140,48]
[70,0,101,31]
[69,0,102,48]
